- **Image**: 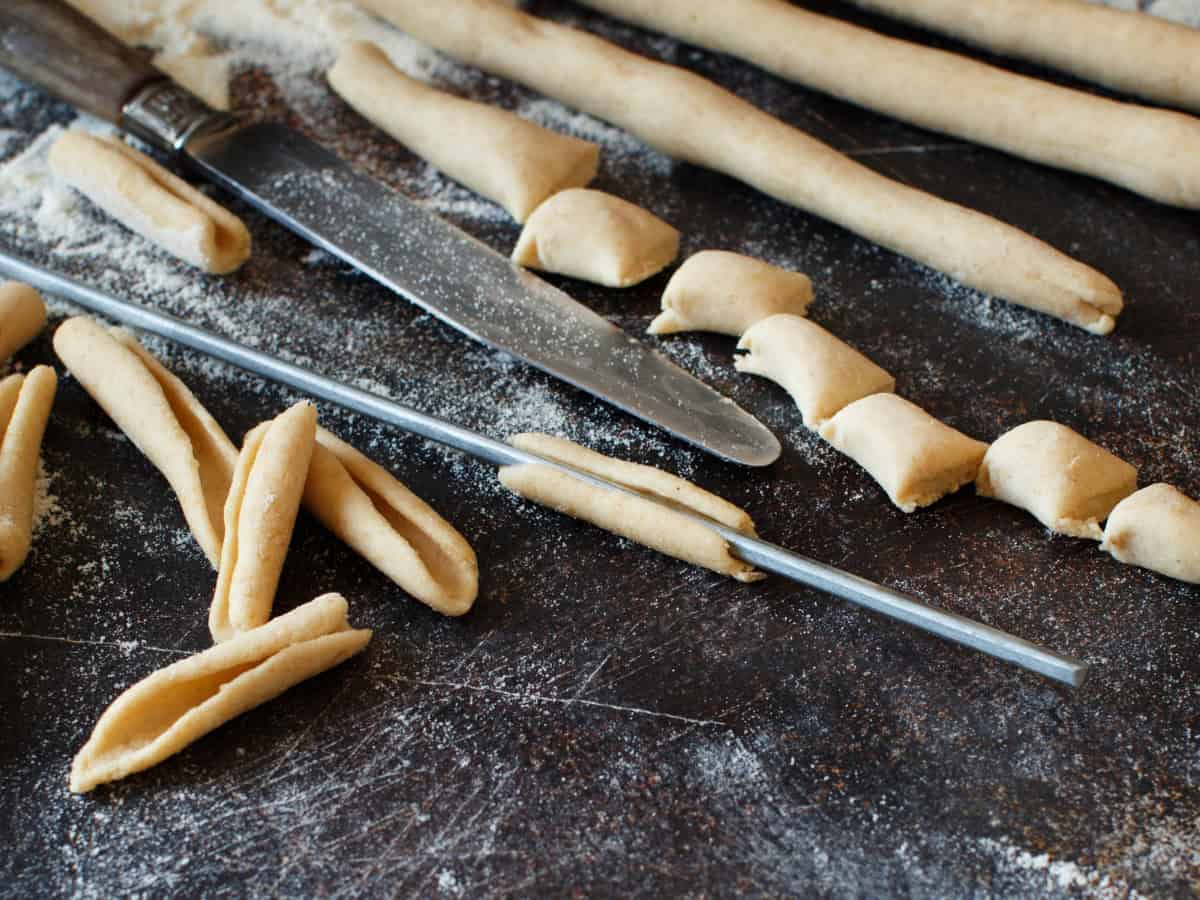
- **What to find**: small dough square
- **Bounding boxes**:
[1100,483,1200,584]
[819,393,988,513]
[975,420,1137,539]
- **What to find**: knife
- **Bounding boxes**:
[0,0,781,467]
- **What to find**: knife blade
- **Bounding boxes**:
[0,0,781,467]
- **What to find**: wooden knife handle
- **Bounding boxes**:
[0,0,163,123]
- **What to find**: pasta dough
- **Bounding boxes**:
[302,427,479,616]
[0,282,47,362]
[648,251,813,337]
[70,592,371,793]
[818,393,988,512]
[48,131,251,274]
[976,420,1137,539]
[1100,483,1200,584]
[0,366,57,582]
[850,0,1200,116]
[499,433,762,581]
[53,318,239,567]
[360,0,1122,334]
[210,402,316,643]
[328,41,599,223]
[512,188,679,287]
[735,314,895,428]
[580,0,1200,209]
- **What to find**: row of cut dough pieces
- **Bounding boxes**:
[653,251,1200,584]
[326,40,680,287]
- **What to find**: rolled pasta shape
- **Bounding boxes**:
[48,131,251,274]
[649,251,813,337]
[328,41,599,223]
[1100,483,1200,585]
[70,592,372,793]
[210,402,316,643]
[53,317,239,567]
[512,188,680,287]
[0,366,57,581]
[735,314,895,428]
[302,427,478,616]
[976,420,1137,540]
[0,282,47,362]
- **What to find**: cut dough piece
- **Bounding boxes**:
[303,427,478,616]
[328,41,599,223]
[361,0,1122,333]
[976,420,1137,540]
[0,366,57,581]
[210,403,317,643]
[48,131,251,274]
[53,317,239,567]
[70,592,371,793]
[500,432,762,581]
[648,251,813,337]
[850,0,1200,116]
[512,188,680,287]
[581,0,1200,209]
[1100,483,1200,585]
[0,282,47,362]
[819,393,988,513]
[735,314,895,428]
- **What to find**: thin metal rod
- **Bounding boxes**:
[0,250,1090,688]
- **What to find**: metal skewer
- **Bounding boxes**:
[0,249,1090,688]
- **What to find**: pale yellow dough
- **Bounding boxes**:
[648,251,814,337]
[302,427,479,616]
[1100,483,1200,585]
[0,366,57,581]
[70,593,371,793]
[851,0,1200,116]
[53,317,239,567]
[735,314,895,429]
[360,0,1121,333]
[976,420,1137,540]
[210,403,316,643]
[329,41,599,223]
[48,131,251,274]
[819,394,988,513]
[580,0,1200,209]
[512,188,679,287]
[500,433,761,581]
[0,282,47,362]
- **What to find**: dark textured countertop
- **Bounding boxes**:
[1,2,1197,896]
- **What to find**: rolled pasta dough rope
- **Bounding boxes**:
[0,366,57,582]
[358,0,1122,334]
[0,282,47,362]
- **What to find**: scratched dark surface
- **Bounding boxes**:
[1,1,1198,897]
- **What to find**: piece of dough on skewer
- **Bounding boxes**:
[818,393,988,513]
[1100,483,1200,585]
[210,402,316,643]
[53,317,239,567]
[648,251,813,337]
[48,131,251,274]
[850,0,1200,115]
[70,592,371,793]
[0,282,47,362]
[512,188,679,287]
[578,0,1200,209]
[975,420,1137,540]
[302,427,478,616]
[499,433,762,581]
[328,41,599,223]
[359,0,1122,334]
[0,366,57,582]
[735,314,895,429]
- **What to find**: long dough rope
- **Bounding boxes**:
[578,0,1200,209]
[357,0,1122,334]
[851,0,1200,115]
